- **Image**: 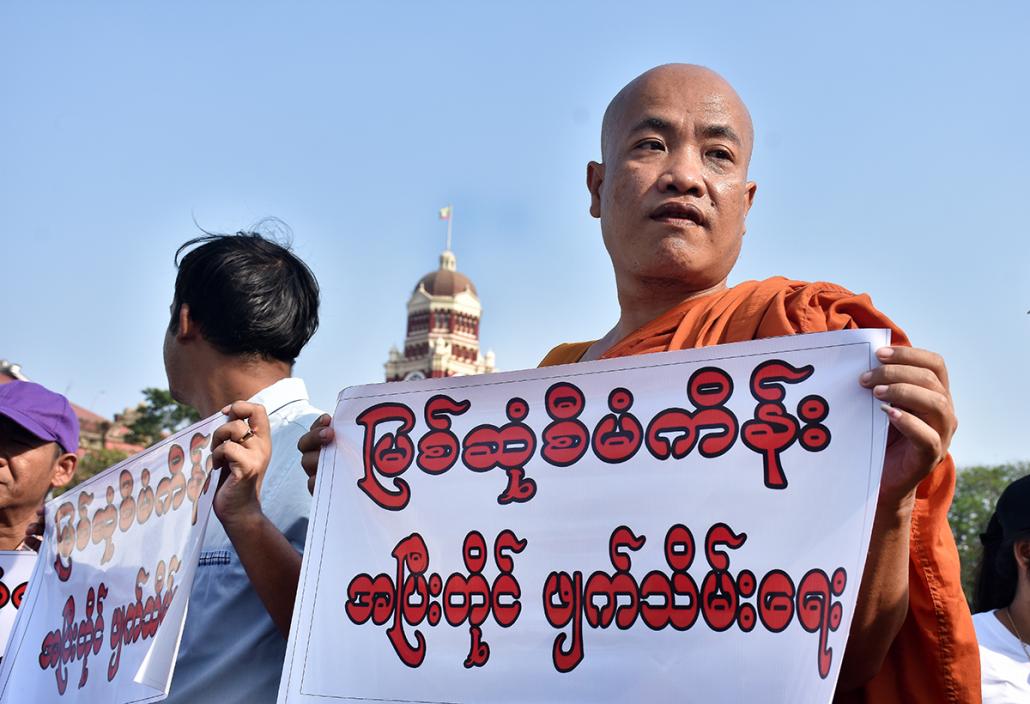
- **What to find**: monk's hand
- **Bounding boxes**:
[297,414,333,495]
[210,401,272,528]
[860,346,957,505]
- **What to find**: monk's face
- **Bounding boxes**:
[588,66,757,291]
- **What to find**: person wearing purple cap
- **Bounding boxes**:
[0,381,77,550]
[973,473,1030,701]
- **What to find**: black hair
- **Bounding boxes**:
[973,498,1030,613]
[171,223,320,365]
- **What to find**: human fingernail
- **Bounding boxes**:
[860,371,873,385]
[319,428,331,441]
[876,347,894,360]
[873,385,889,398]
[880,403,901,420]
[221,405,231,414]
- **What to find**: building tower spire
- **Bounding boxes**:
[384,209,495,381]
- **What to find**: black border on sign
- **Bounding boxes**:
[282,331,887,704]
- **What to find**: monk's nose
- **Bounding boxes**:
[658,149,706,197]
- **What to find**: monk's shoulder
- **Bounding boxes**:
[732,275,856,303]
[538,341,594,368]
[730,276,907,342]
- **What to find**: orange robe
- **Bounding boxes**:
[539,276,980,704]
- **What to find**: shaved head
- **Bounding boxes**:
[600,64,754,165]
[586,62,758,299]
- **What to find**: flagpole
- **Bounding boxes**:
[446,204,453,251]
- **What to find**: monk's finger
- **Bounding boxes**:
[307,475,316,494]
[881,404,946,469]
[861,364,946,396]
[876,347,949,389]
[873,383,956,441]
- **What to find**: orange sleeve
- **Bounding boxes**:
[538,341,593,367]
[785,284,980,704]
[539,281,979,702]
[781,282,911,346]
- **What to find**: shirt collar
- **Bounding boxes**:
[247,377,309,416]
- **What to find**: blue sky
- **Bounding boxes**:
[2,2,1027,466]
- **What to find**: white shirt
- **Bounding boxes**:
[166,378,322,704]
[974,609,1030,703]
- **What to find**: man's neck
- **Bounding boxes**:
[1004,580,1030,644]
[186,353,293,417]
[0,506,34,550]
[582,275,728,362]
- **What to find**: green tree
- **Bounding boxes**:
[948,461,1030,605]
[125,388,201,447]
[57,448,130,495]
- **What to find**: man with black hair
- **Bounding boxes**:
[162,230,322,704]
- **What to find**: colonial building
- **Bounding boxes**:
[384,249,495,381]
[0,359,144,456]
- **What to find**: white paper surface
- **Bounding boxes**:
[0,551,36,663]
[0,414,222,704]
[279,330,890,704]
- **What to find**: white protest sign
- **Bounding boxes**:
[0,415,223,704]
[279,329,890,704]
[0,552,35,663]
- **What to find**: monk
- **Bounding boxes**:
[300,65,978,703]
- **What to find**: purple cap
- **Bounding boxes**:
[0,381,79,453]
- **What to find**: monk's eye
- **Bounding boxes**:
[708,148,733,161]
[636,139,665,151]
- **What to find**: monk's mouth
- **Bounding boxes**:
[650,202,706,226]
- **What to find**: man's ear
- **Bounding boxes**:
[587,161,605,219]
[51,452,77,490]
[741,180,758,236]
[176,303,196,341]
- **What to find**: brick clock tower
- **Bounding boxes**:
[384,248,495,381]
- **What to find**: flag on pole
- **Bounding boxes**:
[438,205,452,221]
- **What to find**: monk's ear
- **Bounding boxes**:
[741,180,757,235]
[587,161,604,219]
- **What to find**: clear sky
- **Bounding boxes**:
[2,2,1027,467]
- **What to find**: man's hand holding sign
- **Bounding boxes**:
[211,401,304,638]
[212,401,273,523]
